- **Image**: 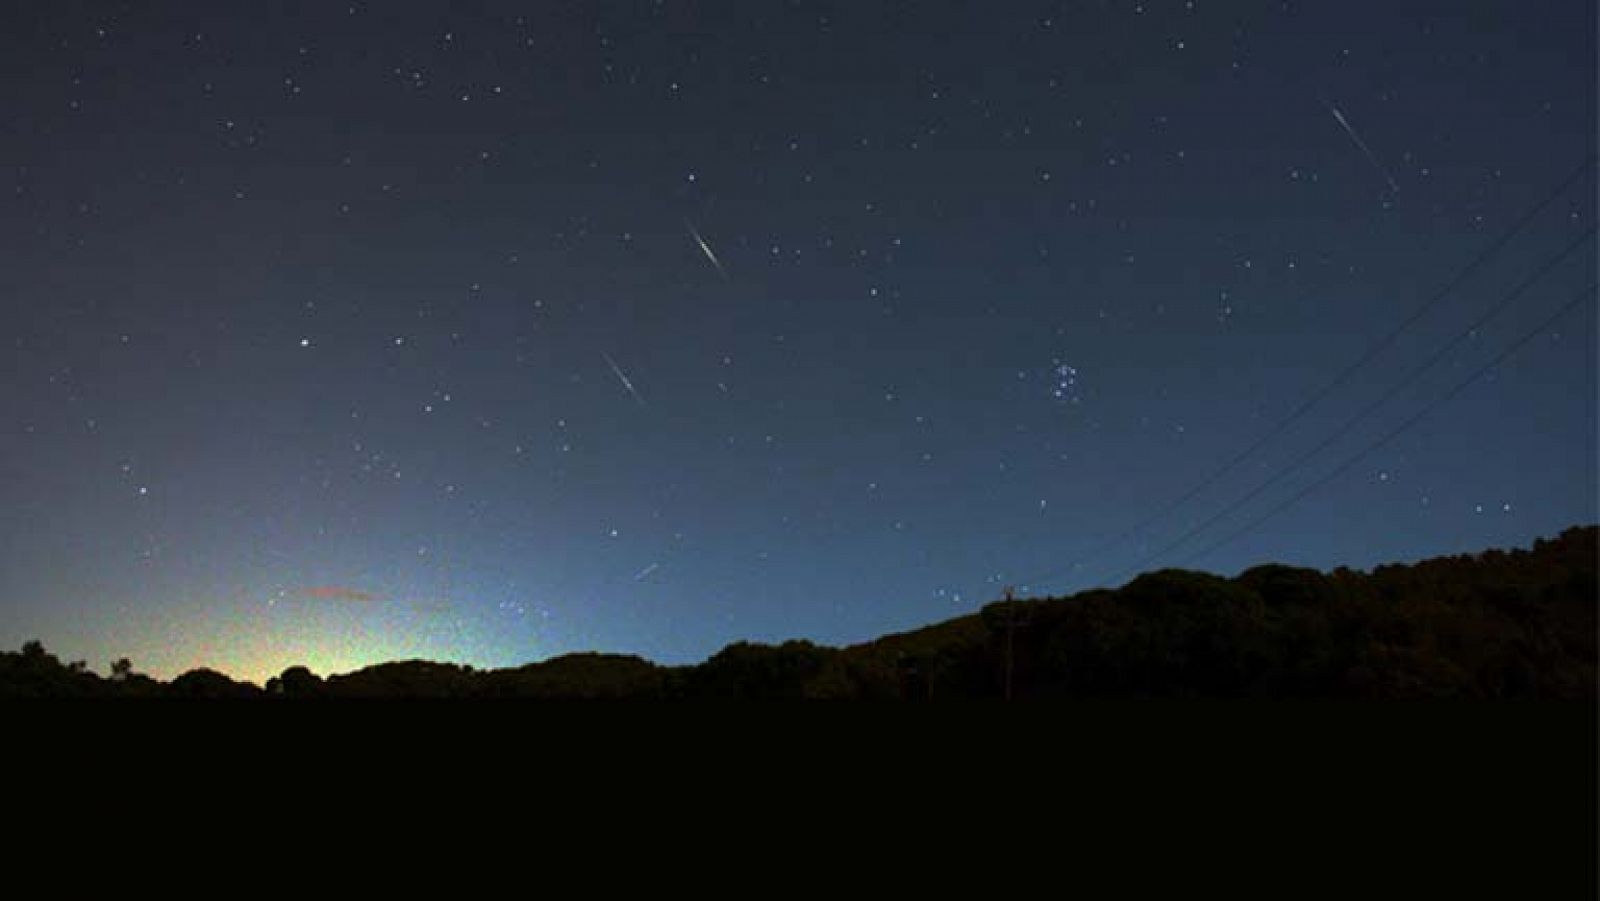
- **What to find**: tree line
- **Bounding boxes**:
[3,525,1593,699]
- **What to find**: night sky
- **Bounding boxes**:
[2,1,1594,683]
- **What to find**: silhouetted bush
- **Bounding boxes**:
[683,640,835,699]
[167,668,260,699]
[266,666,324,698]
[322,660,475,699]
[477,653,667,699]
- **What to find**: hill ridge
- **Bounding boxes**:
[3,525,1593,699]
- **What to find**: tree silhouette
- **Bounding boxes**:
[168,668,259,699]
[266,666,323,698]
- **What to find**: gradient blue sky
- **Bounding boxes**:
[2,1,1594,682]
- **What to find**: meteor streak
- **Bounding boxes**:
[602,351,647,407]
[684,218,730,280]
[1324,99,1400,194]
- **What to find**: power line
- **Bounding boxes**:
[1096,223,1595,588]
[993,155,1595,599]
[1177,280,1597,570]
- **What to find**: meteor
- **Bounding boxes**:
[684,218,730,280]
[1324,99,1400,194]
[602,351,647,407]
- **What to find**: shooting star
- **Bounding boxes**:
[1323,99,1400,194]
[684,218,730,281]
[633,562,661,582]
[601,351,647,407]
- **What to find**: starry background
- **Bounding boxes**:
[2,1,1594,683]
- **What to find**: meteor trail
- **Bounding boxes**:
[602,351,647,407]
[1324,99,1400,194]
[633,562,661,582]
[684,218,730,280]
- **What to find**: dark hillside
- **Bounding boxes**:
[3,526,1593,700]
